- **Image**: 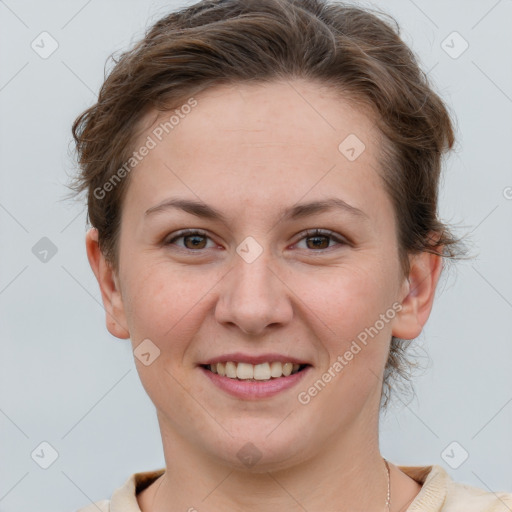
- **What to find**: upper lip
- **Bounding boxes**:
[200,352,311,366]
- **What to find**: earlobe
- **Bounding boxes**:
[391,247,444,340]
[85,228,130,340]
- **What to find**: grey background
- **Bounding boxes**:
[0,0,511,511]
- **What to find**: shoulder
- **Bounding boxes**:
[444,477,512,511]
[73,468,165,512]
[399,464,512,511]
[74,498,110,512]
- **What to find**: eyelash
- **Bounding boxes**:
[165,228,348,253]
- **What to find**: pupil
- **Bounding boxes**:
[186,235,205,249]
[308,235,328,249]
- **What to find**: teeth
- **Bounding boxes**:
[225,361,237,378]
[254,362,270,380]
[207,361,303,380]
[270,361,283,378]
[236,362,254,380]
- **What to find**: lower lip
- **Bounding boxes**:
[200,366,311,399]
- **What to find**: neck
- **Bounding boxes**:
[144,408,391,512]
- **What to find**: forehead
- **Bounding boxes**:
[125,79,393,230]
[143,79,381,159]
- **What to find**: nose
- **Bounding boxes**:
[214,250,294,336]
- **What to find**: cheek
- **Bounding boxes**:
[297,266,396,405]
[122,262,219,348]
[305,268,393,416]
[303,263,395,342]
[122,266,183,342]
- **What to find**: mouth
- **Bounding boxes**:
[200,361,310,381]
[198,355,312,399]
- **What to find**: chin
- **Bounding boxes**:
[204,420,312,473]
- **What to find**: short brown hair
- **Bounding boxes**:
[68,0,471,410]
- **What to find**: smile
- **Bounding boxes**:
[203,361,307,381]
[199,355,312,399]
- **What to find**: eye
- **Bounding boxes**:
[293,229,347,251]
[164,228,348,253]
[165,229,216,251]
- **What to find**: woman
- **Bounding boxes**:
[70,0,512,510]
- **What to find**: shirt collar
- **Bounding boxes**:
[109,465,446,512]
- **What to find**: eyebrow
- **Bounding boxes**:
[144,197,369,223]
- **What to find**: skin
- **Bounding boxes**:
[86,79,442,511]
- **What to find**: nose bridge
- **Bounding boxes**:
[215,244,292,335]
[234,247,275,298]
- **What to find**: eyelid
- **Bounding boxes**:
[165,228,348,252]
[292,228,348,250]
[165,228,215,247]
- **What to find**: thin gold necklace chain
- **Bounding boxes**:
[151,458,391,510]
[384,457,391,510]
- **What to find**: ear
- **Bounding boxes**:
[85,227,130,339]
[392,246,444,340]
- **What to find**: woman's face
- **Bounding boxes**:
[89,79,432,470]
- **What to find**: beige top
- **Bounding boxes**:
[76,464,512,511]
